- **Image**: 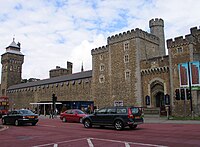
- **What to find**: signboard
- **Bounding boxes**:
[114,100,123,106]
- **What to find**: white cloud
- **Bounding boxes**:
[0,0,200,80]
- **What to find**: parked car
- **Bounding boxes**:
[82,106,144,130]
[60,109,87,123]
[1,109,39,126]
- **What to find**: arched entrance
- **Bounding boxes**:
[150,80,166,116]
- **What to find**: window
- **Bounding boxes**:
[125,70,130,80]
[124,54,129,63]
[124,41,129,50]
[131,108,139,114]
[177,47,183,53]
[99,54,103,60]
[100,64,105,71]
[107,108,116,114]
[116,108,127,114]
[66,110,72,114]
[96,108,107,114]
[99,75,105,83]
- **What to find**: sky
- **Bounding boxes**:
[0,0,200,80]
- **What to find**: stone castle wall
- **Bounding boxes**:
[7,78,92,109]
[91,46,111,107]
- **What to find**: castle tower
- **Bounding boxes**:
[1,39,24,96]
[149,18,166,56]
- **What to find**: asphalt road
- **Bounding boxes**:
[0,116,200,147]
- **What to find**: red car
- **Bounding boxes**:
[60,109,87,123]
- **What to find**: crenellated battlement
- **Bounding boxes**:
[149,18,164,27]
[167,26,200,48]
[167,34,195,48]
[190,26,200,36]
[107,28,159,45]
[91,45,108,55]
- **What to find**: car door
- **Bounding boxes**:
[71,110,78,122]
[3,111,12,123]
[8,111,18,124]
[90,108,107,125]
[105,107,116,124]
[65,110,72,122]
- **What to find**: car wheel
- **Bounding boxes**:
[84,119,92,128]
[15,120,20,126]
[114,120,124,130]
[32,122,37,126]
[129,124,137,129]
[2,118,6,125]
[62,117,67,122]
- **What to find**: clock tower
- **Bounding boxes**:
[1,39,24,96]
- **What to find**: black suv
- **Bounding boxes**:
[82,106,143,130]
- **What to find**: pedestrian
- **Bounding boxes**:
[54,108,58,118]
[86,105,91,114]
[49,109,53,119]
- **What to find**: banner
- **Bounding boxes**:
[178,62,189,87]
[190,61,200,86]
[178,61,200,88]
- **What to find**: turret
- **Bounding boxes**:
[149,18,166,56]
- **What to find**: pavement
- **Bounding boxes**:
[144,115,200,124]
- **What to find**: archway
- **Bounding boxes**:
[150,80,166,115]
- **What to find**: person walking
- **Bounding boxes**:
[49,109,54,119]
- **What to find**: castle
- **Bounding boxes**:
[1,18,200,116]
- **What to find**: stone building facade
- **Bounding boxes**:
[1,18,200,116]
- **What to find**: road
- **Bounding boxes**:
[0,116,200,147]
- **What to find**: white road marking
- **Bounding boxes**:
[91,138,168,147]
[87,138,94,147]
[125,142,130,147]
[32,137,168,147]
[32,138,87,147]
